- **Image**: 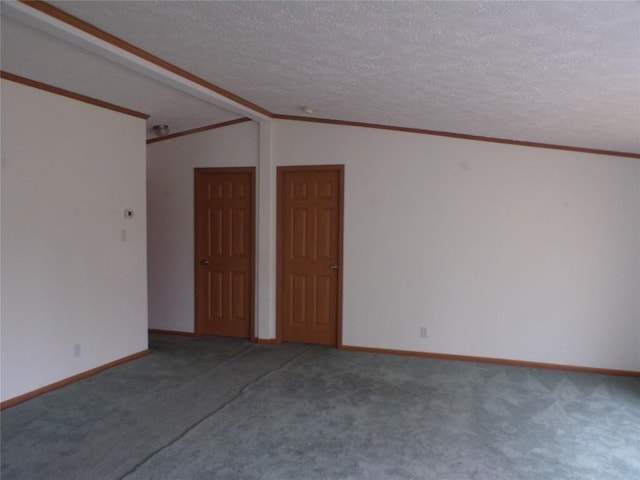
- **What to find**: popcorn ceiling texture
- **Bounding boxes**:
[15,1,640,152]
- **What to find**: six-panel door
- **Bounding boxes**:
[278,167,343,346]
[195,169,254,338]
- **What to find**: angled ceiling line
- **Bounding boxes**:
[273,115,640,160]
[5,2,637,158]
[1,70,150,120]
[146,118,252,144]
[7,0,272,122]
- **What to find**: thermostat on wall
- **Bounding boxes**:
[124,209,134,219]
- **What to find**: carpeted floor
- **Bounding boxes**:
[1,334,639,479]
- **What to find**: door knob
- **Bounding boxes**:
[200,259,210,266]
[330,264,339,270]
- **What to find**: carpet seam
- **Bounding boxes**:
[144,342,257,399]
[118,345,315,479]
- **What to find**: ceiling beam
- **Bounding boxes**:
[4,1,272,122]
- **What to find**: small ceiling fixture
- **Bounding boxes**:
[300,106,314,115]
[152,124,170,136]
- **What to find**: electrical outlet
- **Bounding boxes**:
[420,326,428,338]
[74,343,82,357]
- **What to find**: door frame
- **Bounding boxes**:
[276,165,345,347]
[194,167,256,340]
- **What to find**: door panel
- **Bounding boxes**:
[195,169,254,338]
[278,166,343,346]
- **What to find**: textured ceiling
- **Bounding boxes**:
[5,1,640,153]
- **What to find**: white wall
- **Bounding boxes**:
[0,80,148,402]
[275,120,640,371]
[146,118,640,371]
[146,121,258,332]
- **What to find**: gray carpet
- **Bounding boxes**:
[1,335,639,480]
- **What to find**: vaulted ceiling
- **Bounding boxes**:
[2,1,639,154]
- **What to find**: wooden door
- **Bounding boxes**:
[195,168,254,338]
[278,166,344,346]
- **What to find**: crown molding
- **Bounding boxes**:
[1,71,149,119]
[146,118,251,144]
[273,115,640,160]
